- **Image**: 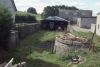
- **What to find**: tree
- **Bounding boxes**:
[43,5,79,18]
[43,6,59,18]
[0,5,13,49]
[27,7,37,14]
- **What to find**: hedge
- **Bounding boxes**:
[15,11,37,23]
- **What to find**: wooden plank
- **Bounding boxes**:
[5,58,14,67]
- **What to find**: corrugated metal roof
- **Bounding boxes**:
[46,16,68,22]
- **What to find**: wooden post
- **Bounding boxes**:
[89,24,96,52]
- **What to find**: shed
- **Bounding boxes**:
[41,16,69,30]
[77,17,96,29]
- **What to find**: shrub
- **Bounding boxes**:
[0,5,13,49]
[15,11,37,23]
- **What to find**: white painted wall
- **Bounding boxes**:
[0,0,16,22]
[91,24,96,33]
[96,14,100,35]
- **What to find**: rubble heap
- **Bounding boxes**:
[54,33,90,55]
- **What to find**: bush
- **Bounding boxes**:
[15,11,37,23]
[0,5,13,49]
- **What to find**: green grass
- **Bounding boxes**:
[10,30,68,67]
[77,51,100,67]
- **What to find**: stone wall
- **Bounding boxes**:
[8,31,19,49]
[8,23,41,49]
[16,23,41,39]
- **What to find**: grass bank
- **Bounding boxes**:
[10,30,69,67]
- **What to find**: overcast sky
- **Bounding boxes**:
[14,0,100,15]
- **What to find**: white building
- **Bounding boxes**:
[0,0,17,22]
[96,13,100,36]
[77,17,96,29]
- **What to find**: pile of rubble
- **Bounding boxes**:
[56,33,86,43]
[54,33,90,55]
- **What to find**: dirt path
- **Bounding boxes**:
[71,25,90,32]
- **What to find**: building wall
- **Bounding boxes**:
[59,9,92,23]
[59,9,77,21]
[77,17,96,29]
[91,24,96,33]
[96,14,100,35]
[79,10,92,17]
[0,0,16,22]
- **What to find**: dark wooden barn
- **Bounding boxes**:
[41,16,69,30]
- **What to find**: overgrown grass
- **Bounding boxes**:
[77,51,100,67]
[71,31,100,45]
[10,30,68,67]
[10,30,100,67]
